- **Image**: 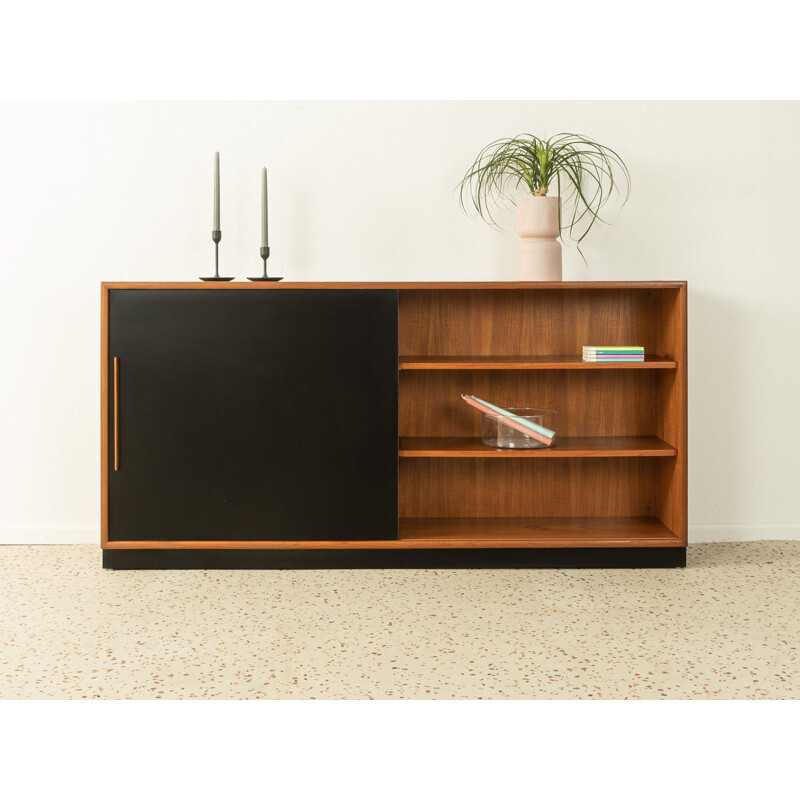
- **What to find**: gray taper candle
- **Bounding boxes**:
[213,152,220,230]
[261,167,269,247]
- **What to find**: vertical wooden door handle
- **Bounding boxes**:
[113,357,119,471]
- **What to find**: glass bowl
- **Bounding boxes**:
[481,407,557,449]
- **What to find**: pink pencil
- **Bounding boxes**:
[461,394,554,445]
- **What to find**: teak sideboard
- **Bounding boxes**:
[101,281,687,569]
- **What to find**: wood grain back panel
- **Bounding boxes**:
[399,459,662,519]
[399,369,664,437]
[398,288,679,358]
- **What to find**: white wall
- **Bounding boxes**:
[1,101,798,543]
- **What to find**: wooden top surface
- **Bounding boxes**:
[102,281,686,290]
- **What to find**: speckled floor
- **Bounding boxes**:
[1,542,798,699]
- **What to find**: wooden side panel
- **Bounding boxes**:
[655,285,688,543]
[101,285,109,546]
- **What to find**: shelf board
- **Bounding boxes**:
[398,355,677,370]
[399,436,677,458]
[399,516,681,548]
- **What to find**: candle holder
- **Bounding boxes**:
[200,230,235,281]
[247,246,283,281]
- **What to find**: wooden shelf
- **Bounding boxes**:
[398,517,681,548]
[399,355,677,370]
[399,436,677,458]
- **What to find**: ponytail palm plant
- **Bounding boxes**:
[457,133,631,257]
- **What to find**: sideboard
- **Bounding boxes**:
[101,281,687,569]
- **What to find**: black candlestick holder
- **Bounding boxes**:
[200,230,235,281]
[247,246,283,281]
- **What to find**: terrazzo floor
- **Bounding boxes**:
[1,542,798,700]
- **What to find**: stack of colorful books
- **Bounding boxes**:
[582,346,644,363]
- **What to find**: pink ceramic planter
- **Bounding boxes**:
[516,195,562,281]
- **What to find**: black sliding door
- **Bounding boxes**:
[107,289,398,541]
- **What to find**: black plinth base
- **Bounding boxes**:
[246,276,284,282]
[199,276,236,281]
[103,547,687,570]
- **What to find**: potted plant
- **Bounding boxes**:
[457,133,630,280]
